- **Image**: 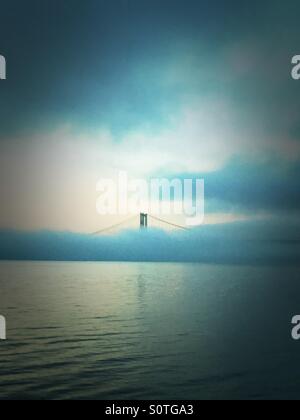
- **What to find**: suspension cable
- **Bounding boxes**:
[148,214,189,231]
[92,215,138,235]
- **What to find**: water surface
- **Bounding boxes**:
[0,261,300,400]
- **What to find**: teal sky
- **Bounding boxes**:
[0,0,300,232]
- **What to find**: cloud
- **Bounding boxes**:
[174,158,300,214]
[1,121,300,232]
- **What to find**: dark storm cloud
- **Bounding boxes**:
[1,0,300,136]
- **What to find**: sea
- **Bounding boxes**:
[0,261,300,400]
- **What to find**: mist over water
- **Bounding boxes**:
[0,261,300,400]
[1,220,300,265]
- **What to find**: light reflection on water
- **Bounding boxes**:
[0,261,300,400]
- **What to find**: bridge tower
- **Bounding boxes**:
[140,213,148,229]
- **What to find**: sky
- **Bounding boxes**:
[0,0,300,236]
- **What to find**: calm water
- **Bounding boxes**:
[0,261,300,400]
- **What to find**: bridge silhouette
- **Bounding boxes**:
[93,213,189,235]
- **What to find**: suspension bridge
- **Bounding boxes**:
[93,213,189,235]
